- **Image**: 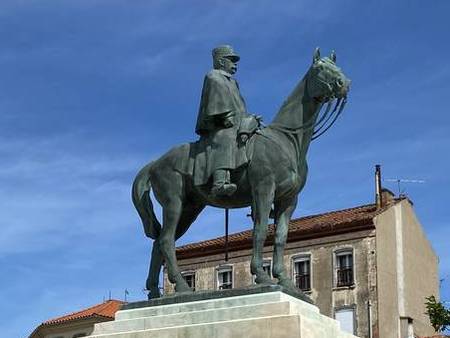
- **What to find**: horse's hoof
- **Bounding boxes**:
[175,284,194,293]
[174,289,195,297]
[277,277,297,290]
[148,289,161,299]
[255,274,277,285]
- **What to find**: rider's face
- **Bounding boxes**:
[220,56,238,75]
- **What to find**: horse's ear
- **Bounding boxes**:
[330,50,336,63]
[313,47,321,63]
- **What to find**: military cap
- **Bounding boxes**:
[212,45,240,62]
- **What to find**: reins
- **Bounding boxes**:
[311,97,346,140]
[269,95,346,140]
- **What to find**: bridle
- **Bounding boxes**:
[269,66,347,141]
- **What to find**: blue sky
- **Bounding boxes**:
[1,1,449,337]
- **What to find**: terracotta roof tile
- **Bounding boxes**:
[43,299,125,325]
[176,200,401,259]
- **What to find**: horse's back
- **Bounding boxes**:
[150,143,192,176]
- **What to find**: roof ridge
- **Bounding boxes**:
[175,199,407,259]
[44,299,124,324]
[177,202,379,250]
[293,202,377,220]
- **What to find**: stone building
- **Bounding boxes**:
[29,299,124,338]
[164,191,439,338]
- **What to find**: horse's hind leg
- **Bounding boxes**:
[273,196,298,289]
[149,167,189,293]
[146,201,205,298]
[146,240,163,298]
[158,197,193,292]
[175,202,205,241]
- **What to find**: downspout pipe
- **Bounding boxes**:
[375,165,383,209]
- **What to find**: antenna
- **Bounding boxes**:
[383,178,426,196]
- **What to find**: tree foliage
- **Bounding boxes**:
[425,295,450,332]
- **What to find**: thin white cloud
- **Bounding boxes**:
[0,131,153,256]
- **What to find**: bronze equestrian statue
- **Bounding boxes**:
[132,47,350,298]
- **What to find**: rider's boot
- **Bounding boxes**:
[211,169,237,196]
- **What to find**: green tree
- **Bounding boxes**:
[425,295,450,332]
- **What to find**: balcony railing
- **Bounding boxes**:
[336,267,353,287]
[295,273,311,291]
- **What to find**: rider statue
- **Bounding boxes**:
[195,45,257,196]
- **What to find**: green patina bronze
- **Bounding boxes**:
[132,47,350,299]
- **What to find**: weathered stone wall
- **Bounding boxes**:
[374,200,438,338]
[164,201,438,338]
[165,229,376,338]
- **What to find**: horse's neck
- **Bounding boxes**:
[269,75,319,162]
[271,75,316,128]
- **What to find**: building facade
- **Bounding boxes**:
[164,191,439,338]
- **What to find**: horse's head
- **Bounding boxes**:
[307,48,350,102]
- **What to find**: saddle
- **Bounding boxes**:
[185,115,262,187]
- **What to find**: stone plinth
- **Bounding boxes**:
[88,286,359,338]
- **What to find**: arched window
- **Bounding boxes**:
[181,270,196,291]
[216,265,233,290]
[292,254,311,291]
[334,248,354,287]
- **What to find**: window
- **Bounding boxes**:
[217,266,233,290]
[335,250,354,287]
[335,308,355,334]
[262,260,272,277]
[181,271,195,291]
[293,255,311,291]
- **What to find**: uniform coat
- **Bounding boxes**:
[193,69,249,185]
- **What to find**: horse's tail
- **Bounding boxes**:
[132,162,161,239]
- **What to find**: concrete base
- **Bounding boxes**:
[88,290,359,338]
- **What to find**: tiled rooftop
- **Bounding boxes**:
[176,200,401,259]
[43,299,124,325]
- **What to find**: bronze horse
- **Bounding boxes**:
[132,48,350,298]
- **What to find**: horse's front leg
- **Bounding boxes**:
[251,180,276,285]
[273,196,298,289]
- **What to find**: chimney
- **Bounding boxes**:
[375,165,383,209]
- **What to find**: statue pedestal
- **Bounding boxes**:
[88,286,359,338]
